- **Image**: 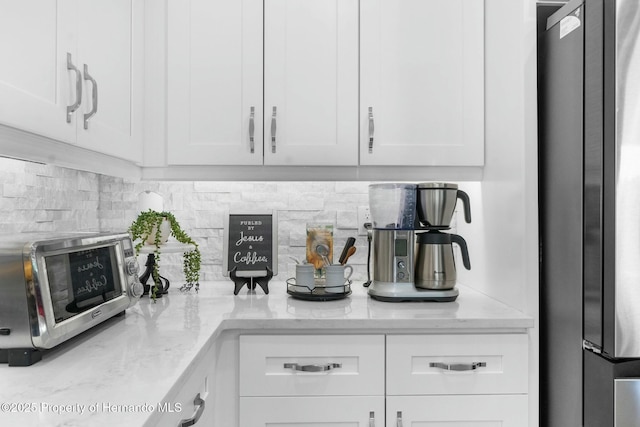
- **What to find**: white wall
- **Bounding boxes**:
[457,1,539,425]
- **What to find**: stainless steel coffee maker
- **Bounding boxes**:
[367,182,471,302]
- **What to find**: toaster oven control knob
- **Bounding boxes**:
[126,259,140,276]
[130,281,144,298]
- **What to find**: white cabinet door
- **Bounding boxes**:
[0,0,141,164]
[387,395,528,427]
[0,1,76,144]
[360,0,484,166]
[75,0,143,163]
[167,0,263,166]
[240,396,385,427]
[263,0,358,166]
[155,344,214,427]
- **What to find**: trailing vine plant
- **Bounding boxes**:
[128,210,201,300]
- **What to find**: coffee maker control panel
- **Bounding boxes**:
[393,232,413,282]
[372,229,415,284]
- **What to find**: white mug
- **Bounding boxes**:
[295,263,316,291]
[324,264,353,293]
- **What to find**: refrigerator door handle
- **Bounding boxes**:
[584,340,603,354]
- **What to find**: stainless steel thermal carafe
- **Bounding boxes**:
[414,231,471,290]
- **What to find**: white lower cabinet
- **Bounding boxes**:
[238,333,529,427]
[239,334,385,426]
[387,395,528,426]
[387,334,529,427]
[164,366,212,427]
[156,343,215,427]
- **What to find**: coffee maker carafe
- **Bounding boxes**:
[414,183,471,291]
[367,182,471,302]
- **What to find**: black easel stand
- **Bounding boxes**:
[139,253,170,297]
[231,267,273,295]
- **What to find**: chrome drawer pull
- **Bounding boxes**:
[178,393,205,427]
[83,64,98,129]
[368,107,374,153]
[249,106,255,153]
[66,53,82,123]
[270,106,277,153]
[396,411,403,427]
[369,411,376,427]
[429,361,487,371]
[283,362,342,372]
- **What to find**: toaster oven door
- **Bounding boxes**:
[29,240,132,349]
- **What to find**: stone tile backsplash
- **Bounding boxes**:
[0,158,100,233]
[0,157,372,284]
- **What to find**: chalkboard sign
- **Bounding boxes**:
[223,212,278,277]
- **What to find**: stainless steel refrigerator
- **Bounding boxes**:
[539,0,640,425]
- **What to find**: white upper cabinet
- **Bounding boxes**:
[360,0,485,166]
[75,0,142,162]
[0,2,76,143]
[263,0,359,166]
[167,0,358,167]
[167,0,264,166]
[0,0,142,164]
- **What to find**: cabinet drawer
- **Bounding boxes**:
[387,334,528,395]
[387,395,528,427]
[239,334,385,397]
[240,396,385,427]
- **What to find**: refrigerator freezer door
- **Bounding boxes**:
[613,0,640,358]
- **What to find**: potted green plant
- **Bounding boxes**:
[128,210,201,300]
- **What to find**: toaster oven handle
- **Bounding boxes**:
[178,393,205,427]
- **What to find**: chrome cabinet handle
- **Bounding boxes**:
[283,362,342,372]
[369,411,375,427]
[429,361,487,371]
[178,393,205,427]
[249,106,255,153]
[396,411,403,427]
[83,64,98,129]
[368,107,374,153]
[270,106,277,153]
[66,53,82,123]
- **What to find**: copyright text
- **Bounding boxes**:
[0,401,182,415]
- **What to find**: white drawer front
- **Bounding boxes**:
[240,334,385,397]
[240,396,385,427]
[387,334,528,395]
[387,395,528,427]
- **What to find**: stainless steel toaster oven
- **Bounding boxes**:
[0,232,143,366]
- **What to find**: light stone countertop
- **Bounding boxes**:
[0,281,533,427]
